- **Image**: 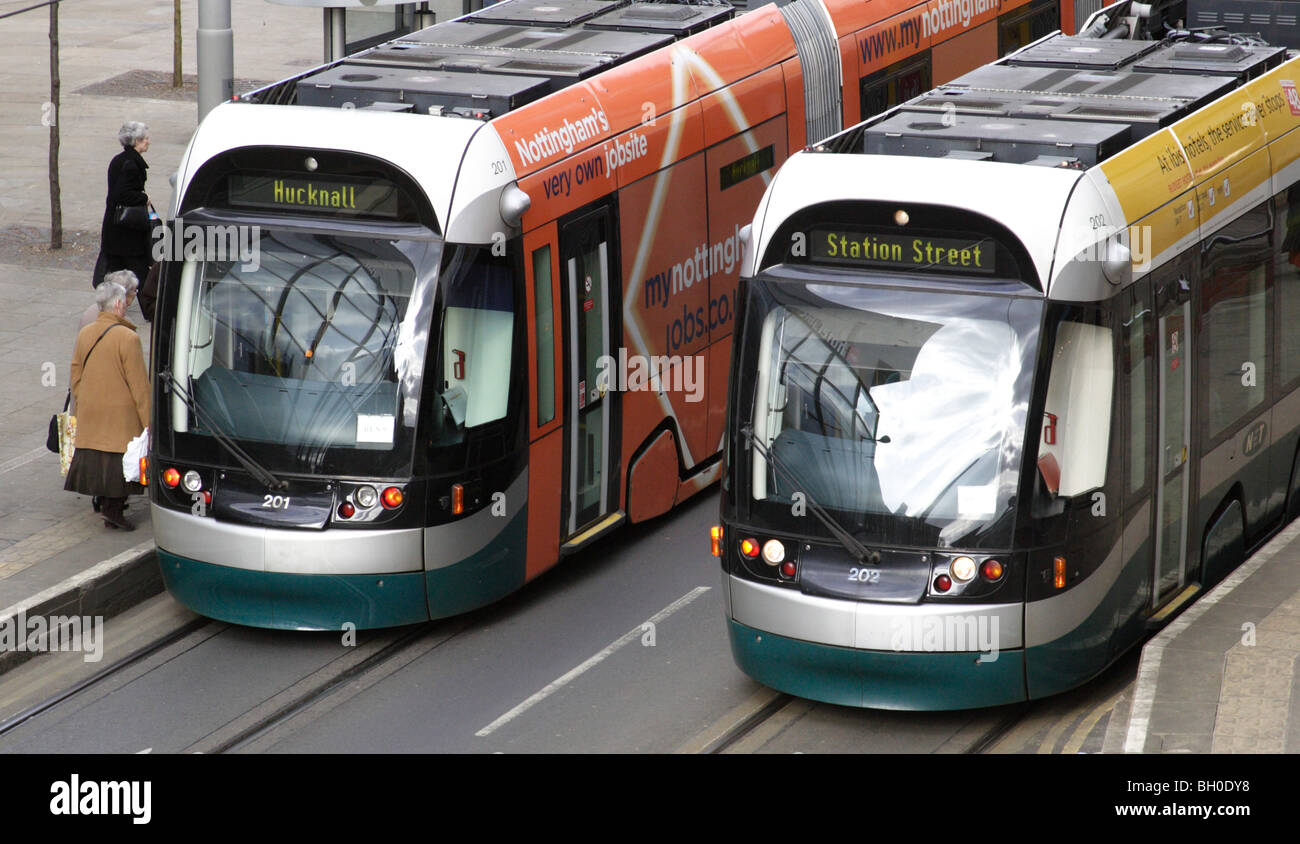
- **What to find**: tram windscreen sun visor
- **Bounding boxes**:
[165,227,439,476]
[738,274,1042,548]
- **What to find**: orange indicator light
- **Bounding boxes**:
[1054,556,1067,589]
[740,538,760,558]
[452,483,464,515]
[139,457,149,486]
[710,526,722,557]
[162,467,181,488]
[382,486,404,509]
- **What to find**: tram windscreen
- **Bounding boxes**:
[167,227,439,475]
[739,274,1042,548]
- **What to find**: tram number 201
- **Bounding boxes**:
[848,568,880,583]
[262,494,291,510]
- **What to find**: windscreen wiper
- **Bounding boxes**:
[160,369,287,491]
[741,423,877,565]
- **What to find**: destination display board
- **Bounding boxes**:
[227,173,402,219]
[808,228,999,274]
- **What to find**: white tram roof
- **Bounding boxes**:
[751,32,1300,299]
[175,102,488,234]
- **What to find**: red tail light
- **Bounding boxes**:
[382,487,404,509]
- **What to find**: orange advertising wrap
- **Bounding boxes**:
[479,0,1087,557]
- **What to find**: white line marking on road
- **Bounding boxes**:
[1124,516,1300,753]
[475,586,711,738]
[0,446,48,476]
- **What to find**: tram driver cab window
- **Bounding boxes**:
[1038,314,1113,503]
[434,247,515,441]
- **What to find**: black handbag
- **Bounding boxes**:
[113,203,152,231]
[46,390,70,453]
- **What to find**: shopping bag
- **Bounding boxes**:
[123,428,148,482]
[57,413,76,477]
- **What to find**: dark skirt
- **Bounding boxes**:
[64,448,145,498]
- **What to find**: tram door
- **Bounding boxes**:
[1153,265,1193,602]
[559,205,619,538]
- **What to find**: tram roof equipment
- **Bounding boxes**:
[832,33,1292,168]
[288,2,734,118]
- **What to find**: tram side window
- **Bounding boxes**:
[439,247,515,431]
[1124,286,1152,495]
[1039,311,1113,497]
[533,246,556,426]
[1201,202,1271,440]
[860,54,930,121]
[1276,189,1300,388]
[998,0,1058,55]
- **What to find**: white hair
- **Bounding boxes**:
[103,269,138,295]
[95,281,128,312]
[118,121,149,149]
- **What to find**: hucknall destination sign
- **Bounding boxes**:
[228,173,401,218]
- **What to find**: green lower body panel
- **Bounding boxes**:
[159,506,530,630]
[728,620,1027,710]
[159,550,430,630]
[424,506,528,620]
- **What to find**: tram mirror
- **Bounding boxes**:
[1101,241,1131,286]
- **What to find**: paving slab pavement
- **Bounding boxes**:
[0,0,322,670]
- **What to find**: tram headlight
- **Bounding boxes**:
[950,556,977,583]
[355,485,378,509]
[762,539,785,565]
[182,470,203,493]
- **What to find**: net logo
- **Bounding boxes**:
[50,775,151,824]
[1281,80,1300,116]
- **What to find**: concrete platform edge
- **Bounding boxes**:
[0,542,160,677]
[1124,516,1300,753]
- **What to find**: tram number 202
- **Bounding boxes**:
[262,494,291,510]
[848,568,881,583]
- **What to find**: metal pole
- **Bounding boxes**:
[326,8,346,62]
[173,0,182,88]
[48,0,61,249]
[197,0,233,122]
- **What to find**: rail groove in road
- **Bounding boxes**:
[0,616,213,739]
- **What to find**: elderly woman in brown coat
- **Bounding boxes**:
[65,279,151,531]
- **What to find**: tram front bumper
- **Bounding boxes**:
[153,504,427,630]
[726,575,1027,710]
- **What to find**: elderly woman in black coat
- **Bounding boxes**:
[94,121,153,289]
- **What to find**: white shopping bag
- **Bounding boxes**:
[123,428,148,482]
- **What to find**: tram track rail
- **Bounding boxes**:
[0,616,214,739]
[0,608,466,753]
[692,690,1035,754]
